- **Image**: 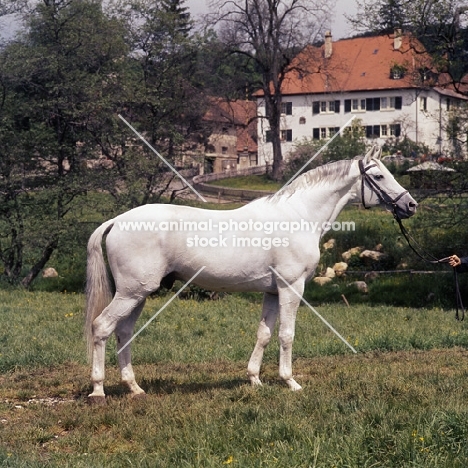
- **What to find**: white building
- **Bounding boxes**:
[256,31,468,165]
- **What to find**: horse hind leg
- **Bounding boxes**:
[247,292,279,387]
[115,300,146,398]
[88,294,146,404]
[277,283,303,391]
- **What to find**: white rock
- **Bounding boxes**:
[350,281,368,293]
[325,267,336,278]
[342,247,363,262]
[42,267,58,278]
[323,239,336,250]
[313,277,332,286]
[360,250,386,261]
[333,262,348,277]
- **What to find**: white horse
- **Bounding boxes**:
[85,147,417,403]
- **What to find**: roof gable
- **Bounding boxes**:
[279,32,433,95]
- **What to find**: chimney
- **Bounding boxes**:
[324,31,332,58]
[394,28,402,50]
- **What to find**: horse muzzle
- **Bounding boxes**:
[392,193,417,219]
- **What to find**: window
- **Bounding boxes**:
[381,125,388,137]
[366,98,381,111]
[265,130,273,143]
[346,98,366,112]
[221,146,228,154]
[312,127,340,139]
[280,129,293,141]
[381,97,388,109]
[328,127,339,137]
[390,124,401,137]
[366,125,381,138]
[313,100,341,114]
[420,97,427,111]
[299,117,306,124]
[281,102,293,115]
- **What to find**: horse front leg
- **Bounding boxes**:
[277,281,303,391]
[247,292,279,387]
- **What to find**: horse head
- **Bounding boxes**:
[358,146,417,219]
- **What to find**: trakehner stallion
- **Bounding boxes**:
[85,147,417,403]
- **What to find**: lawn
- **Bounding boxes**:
[1,289,468,466]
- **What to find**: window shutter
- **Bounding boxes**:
[265,130,272,143]
[313,128,320,139]
[395,96,402,109]
[334,100,340,113]
[312,102,320,114]
[344,99,351,113]
[373,125,380,137]
[286,129,293,141]
[373,98,380,111]
[395,124,401,137]
[366,126,373,138]
[286,102,292,115]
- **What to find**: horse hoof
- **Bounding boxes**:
[88,395,107,406]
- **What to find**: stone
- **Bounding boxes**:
[359,250,386,262]
[42,267,58,278]
[313,277,332,286]
[350,281,368,293]
[364,271,380,282]
[333,262,348,277]
[342,247,363,262]
[322,239,336,250]
[324,267,335,278]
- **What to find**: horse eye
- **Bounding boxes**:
[374,174,384,180]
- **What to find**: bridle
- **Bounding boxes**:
[358,158,408,211]
[359,158,464,320]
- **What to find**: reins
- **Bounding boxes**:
[359,158,465,321]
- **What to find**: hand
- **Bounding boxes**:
[449,255,461,267]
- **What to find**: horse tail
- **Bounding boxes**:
[85,219,115,361]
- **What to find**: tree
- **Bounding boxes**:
[282,119,368,182]
[0,0,129,286]
[347,0,468,86]
[207,0,331,180]
[102,0,209,208]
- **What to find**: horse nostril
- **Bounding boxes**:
[409,201,417,210]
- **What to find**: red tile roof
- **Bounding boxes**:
[204,98,257,152]
[266,32,435,96]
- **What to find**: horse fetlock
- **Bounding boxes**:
[249,375,263,387]
[285,378,302,391]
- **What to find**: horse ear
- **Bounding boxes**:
[363,146,376,164]
[375,147,382,160]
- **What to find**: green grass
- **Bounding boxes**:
[1,290,468,466]
[205,175,281,192]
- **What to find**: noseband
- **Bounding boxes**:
[359,159,408,213]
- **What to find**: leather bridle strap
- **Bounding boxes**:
[359,159,408,210]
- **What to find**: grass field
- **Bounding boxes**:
[1,289,468,466]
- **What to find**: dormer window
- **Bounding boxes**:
[390,64,406,80]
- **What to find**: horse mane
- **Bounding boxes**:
[265,157,361,202]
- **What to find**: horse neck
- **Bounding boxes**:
[288,164,360,223]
